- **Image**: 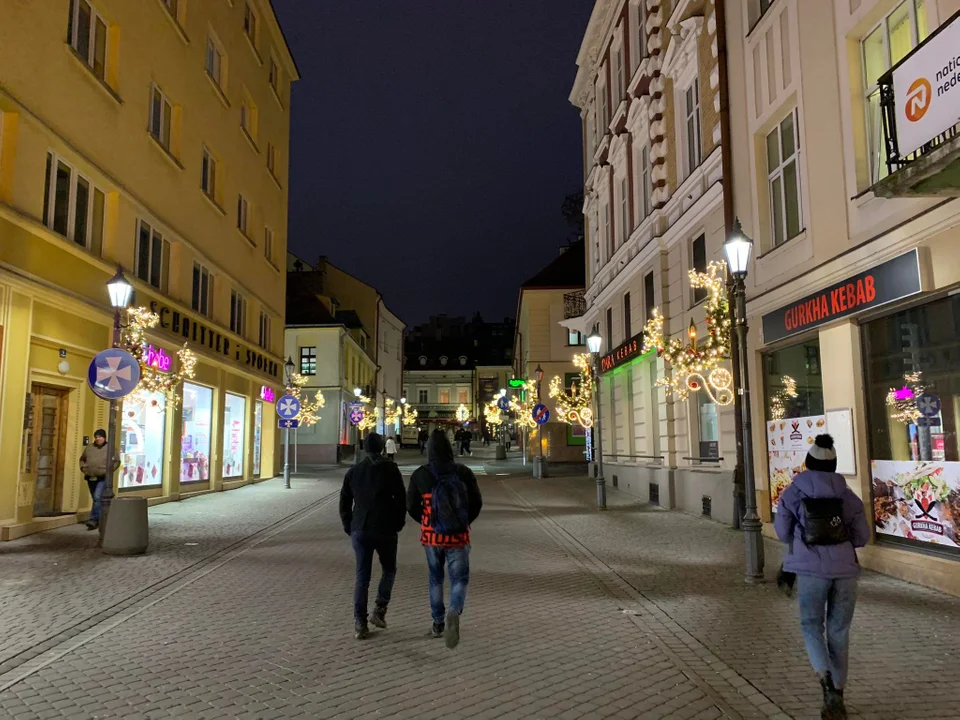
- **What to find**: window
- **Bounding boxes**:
[201,147,217,201]
[191,263,212,316]
[638,145,652,220]
[602,204,612,258]
[632,1,647,68]
[418,389,428,404]
[162,0,180,22]
[229,289,246,336]
[691,234,707,304]
[458,389,468,404]
[222,393,246,478]
[766,109,802,248]
[67,0,108,81]
[240,93,258,143]
[181,383,213,484]
[568,329,585,346]
[862,0,928,184]
[243,2,258,49]
[269,56,281,96]
[624,292,632,339]
[619,176,629,244]
[264,227,274,262]
[299,346,317,375]
[360,335,367,350]
[683,79,702,176]
[266,142,276,175]
[237,194,249,235]
[598,81,608,131]
[149,85,174,152]
[606,307,613,349]
[42,152,105,253]
[439,389,451,404]
[205,36,225,89]
[613,47,623,104]
[644,271,656,320]
[696,391,720,462]
[258,311,271,350]
[135,219,168,290]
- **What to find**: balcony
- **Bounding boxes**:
[564,290,586,319]
[874,12,960,198]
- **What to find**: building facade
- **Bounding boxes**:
[725,0,960,593]
[0,0,297,539]
[570,0,737,519]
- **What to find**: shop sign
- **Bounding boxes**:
[873,460,960,548]
[260,386,276,403]
[887,10,960,156]
[144,344,172,373]
[147,300,280,380]
[599,331,647,374]
[761,250,922,344]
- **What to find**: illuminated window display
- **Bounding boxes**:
[181,382,213,484]
[222,393,247,478]
[120,391,167,489]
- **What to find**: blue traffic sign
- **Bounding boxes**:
[916,417,939,428]
[278,418,300,429]
[276,394,301,419]
[916,393,941,417]
[532,403,550,425]
[497,395,510,411]
[87,349,141,400]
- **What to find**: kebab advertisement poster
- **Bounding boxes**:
[766,415,826,512]
[872,460,960,548]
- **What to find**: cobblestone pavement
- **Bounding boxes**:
[0,460,956,719]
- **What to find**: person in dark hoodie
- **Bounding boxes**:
[407,429,482,649]
[339,432,407,640]
[775,434,870,720]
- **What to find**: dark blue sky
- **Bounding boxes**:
[271,1,593,326]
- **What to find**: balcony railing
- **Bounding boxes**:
[564,290,586,319]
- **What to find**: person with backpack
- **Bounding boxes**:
[339,433,407,640]
[407,429,483,649]
[775,434,870,720]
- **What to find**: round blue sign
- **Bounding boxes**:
[916,393,941,417]
[532,403,550,425]
[87,349,141,401]
[276,394,301,419]
[497,395,510,411]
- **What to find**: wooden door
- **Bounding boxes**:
[31,385,69,516]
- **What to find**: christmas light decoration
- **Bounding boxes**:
[121,306,196,410]
[549,353,595,428]
[351,392,380,432]
[484,399,503,427]
[886,370,925,424]
[509,380,539,429]
[289,373,325,426]
[641,261,733,405]
[769,375,798,421]
[456,403,469,422]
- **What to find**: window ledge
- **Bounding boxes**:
[268,170,283,191]
[147,133,184,170]
[266,259,281,274]
[205,71,231,108]
[155,0,190,44]
[245,34,263,66]
[241,126,260,154]
[756,229,807,262]
[65,44,122,105]
[270,86,284,111]
[201,191,226,216]
[237,228,256,247]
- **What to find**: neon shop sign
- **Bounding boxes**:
[260,386,276,403]
[144,345,172,373]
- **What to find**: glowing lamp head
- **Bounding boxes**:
[354,387,362,397]
[400,397,406,405]
[283,356,295,383]
[688,319,698,342]
[106,266,133,309]
[723,217,753,277]
[535,364,544,383]
[586,326,602,354]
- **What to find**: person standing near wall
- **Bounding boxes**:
[79,429,119,531]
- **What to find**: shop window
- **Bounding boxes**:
[863,296,960,554]
[253,401,263,476]
[42,151,105,254]
[181,382,213,484]
[120,392,166,488]
[299,346,316,375]
[135,219,169,291]
[762,340,825,513]
[691,234,707,304]
[222,393,247,478]
[695,392,719,462]
[766,108,803,248]
[67,0,108,82]
[192,263,212,317]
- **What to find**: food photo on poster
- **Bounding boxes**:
[872,461,960,548]
[767,415,826,509]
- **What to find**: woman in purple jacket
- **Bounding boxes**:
[775,434,870,720]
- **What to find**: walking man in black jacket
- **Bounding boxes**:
[339,433,406,639]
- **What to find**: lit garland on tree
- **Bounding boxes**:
[509,380,539,429]
[289,372,325,426]
[886,370,925,424]
[769,375,798,421]
[121,306,197,410]
[456,403,470,422]
[484,399,503,427]
[353,393,380,432]
[548,353,594,428]
[641,261,734,405]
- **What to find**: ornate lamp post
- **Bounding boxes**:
[99,266,133,544]
[586,326,606,510]
[282,357,295,489]
[353,386,363,465]
[724,218,764,583]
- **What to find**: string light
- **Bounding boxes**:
[289,372,326,426]
[484,399,504,427]
[549,353,595,428]
[641,261,734,405]
[456,403,470,422]
[509,380,539,429]
[770,375,798,421]
[121,306,196,410]
[886,370,925,424]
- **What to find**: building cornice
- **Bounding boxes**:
[570,0,624,108]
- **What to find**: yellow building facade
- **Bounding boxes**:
[0,0,297,539]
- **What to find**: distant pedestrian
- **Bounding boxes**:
[339,433,406,640]
[407,430,483,649]
[462,428,472,456]
[385,436,397,462]
[79,429,119,531]
[418,428,428,455]
[775,434,870,720]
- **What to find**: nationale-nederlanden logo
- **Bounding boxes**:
[905,77,932,122]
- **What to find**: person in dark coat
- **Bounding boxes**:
[407,430,482,649]
[339,433,406,639]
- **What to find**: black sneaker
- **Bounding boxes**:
[428,622,444,638]
[444,612,460,649]
[354,621,370,640]
[85,521,99,531]
[370,606,387,629]
[820,674,847,720]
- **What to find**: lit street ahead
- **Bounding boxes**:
[1,448,957,720]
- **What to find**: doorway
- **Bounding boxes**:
[30,385,70,516]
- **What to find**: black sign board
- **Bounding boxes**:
[761,250,922,344]
[599,331,646,374]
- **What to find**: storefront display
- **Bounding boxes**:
[253,400,263,476]
[120,391,167,488]
[181,382,213,484]
[222,393,247,478]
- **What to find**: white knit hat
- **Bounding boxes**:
[807,434,837,462]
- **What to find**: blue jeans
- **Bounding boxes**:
[797,575,858,688]
[351,532,398,623]
[86,477,105,523]
[425,545,470,623]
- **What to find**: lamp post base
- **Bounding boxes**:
[596,476,607,511]
[742,512,765,583]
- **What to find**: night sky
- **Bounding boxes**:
[271,1,593,327]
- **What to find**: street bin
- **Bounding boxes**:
[102,497,149,555]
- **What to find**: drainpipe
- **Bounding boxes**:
[716,0,745,529]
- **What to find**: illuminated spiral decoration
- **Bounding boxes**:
[686,368,734,406]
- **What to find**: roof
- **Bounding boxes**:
[284,272,367,333]
[520,240,585,289]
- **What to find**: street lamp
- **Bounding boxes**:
[724,217,763,584]
[534,363,546,478]
[282,357,295,489]
[586,326,606,510]
[99,266,133,544]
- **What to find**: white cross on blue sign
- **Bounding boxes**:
[87,349,142,401]
[276,394,301,419]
